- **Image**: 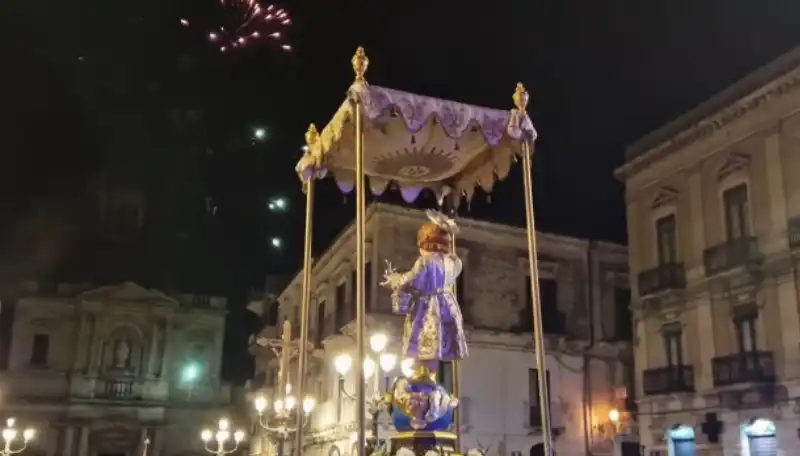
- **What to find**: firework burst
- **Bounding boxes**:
[180,1,292,53]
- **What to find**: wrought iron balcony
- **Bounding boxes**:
[789,217,800,249]
[637,263,686,296]
[703,236,760,275]
[712,351,775,387]
[642,365,694,396]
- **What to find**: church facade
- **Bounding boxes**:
[0,281,234,456]
[616,46,800,455]
[249,204,635,456]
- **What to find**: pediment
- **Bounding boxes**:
[80,281,179,306]
[717,152,751,181]
[651,187,679,209]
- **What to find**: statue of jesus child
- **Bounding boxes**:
[381,210,468,383]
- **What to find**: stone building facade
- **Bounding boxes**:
[0,281,236,456]
[615,46,800,455]
[250,203,634,456]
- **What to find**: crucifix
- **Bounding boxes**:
[256,320,314,396]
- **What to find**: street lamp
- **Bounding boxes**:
[334,333,406,447]
[200,418,246,456]
[0,418,35,456]
[253,385,316,456]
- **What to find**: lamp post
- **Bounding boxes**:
[200,418,246,456]
[253,386,315,456]
[333,333,410,450]
[253,321,316,456]
[0,418,34,456]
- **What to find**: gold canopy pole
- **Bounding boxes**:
[293,124,319,456]
[449,230,462,453]
[515,83,554,456]
[352,47,369,456]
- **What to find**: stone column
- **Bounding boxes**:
[147,322,161,377]
[764,129,800,375]
[77,426,89,456]
[161,318,173,379]
[763,129,789,254]
[73,314,89,372]
[63,426,76,456]
[688,171,715,388]
[45,425,58,456]
[633,318,647,401]
[87,316,103,377]
[151,428,164,456]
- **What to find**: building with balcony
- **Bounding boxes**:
[249,204,635,456]
[615,46,800,456]
[0,281,236,456]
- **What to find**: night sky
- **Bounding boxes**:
[2,0,800,376]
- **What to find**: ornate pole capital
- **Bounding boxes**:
[305,123,319,146]
[352,47,369,82]
[513,82,529,111]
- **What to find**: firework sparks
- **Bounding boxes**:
[180,1,292,53]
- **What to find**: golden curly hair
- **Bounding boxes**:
[416,221,452,254]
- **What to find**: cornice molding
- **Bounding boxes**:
[276,204,626,305]
[617,60,800,181]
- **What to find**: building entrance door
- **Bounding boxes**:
[748,435,777,456]
[671,438,695,456]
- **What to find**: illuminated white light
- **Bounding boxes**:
[302,396,316,413]
[254,396,267,413]
[363,358,376,379]
[379,353,397,372]
[369,333,388,353]
[334,354,353,375]
[401,358,414,377]
[745,418,776,437]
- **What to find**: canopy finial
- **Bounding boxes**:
[305,123,319,146]
[352,47,369,82]
[513,82,529,111]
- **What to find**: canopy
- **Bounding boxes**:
[295,50,537,206]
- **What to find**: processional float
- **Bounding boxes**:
[292,48,553,456]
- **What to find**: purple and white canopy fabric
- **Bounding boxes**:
[295,80,537,207]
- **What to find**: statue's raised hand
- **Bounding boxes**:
[381,259,400,288]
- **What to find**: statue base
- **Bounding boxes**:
[389,431,457,456]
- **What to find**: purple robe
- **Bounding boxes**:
[389,252,468,362]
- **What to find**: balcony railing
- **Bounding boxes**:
[102,378,138,399]
[642,365,694,396]
[712,351,775,387]
[637,263,686,296]
[789,217,800,249]
[703,236,760,275]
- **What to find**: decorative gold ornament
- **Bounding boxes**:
[352,46,369,82]
[513,82,529,111]
[410,363,436,384]
[305,123,319,146]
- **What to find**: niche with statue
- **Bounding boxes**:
[101,325,145,376]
